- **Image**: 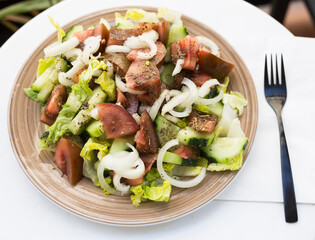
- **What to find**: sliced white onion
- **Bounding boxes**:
[137,37,157,59]
[97,158,116,195]
[124,30,158,49]
[100,144,145,179]
[44,37,79,58]
[196,36,220,57]
[90,108,99,120]
[172,59,184,76]
[64,48,82,61]
[227,118,245,138]
[157,139,207,188]
[198,79,225,97]
[164,114,180,124]
[115,74,145,94]
[149,89,169,120]
[166,90,181,101]
[82,36,101,64]
[58,60,85,86]
[105,60,114,78]
[99,18,111,32]
[180,78,198,107]
[161,91,189,116]
[105,45,131,53]
[218,104,238,137]
[196,90,224,105]
[169,105,192,118]
[132,113,141,125]
[113,174,130,195]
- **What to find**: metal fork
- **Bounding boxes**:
[264,54,298,223]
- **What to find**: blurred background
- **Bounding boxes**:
[0,0,315,46]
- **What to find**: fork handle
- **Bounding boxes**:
[277,115,298,223]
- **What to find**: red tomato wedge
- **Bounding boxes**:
[173,145,198,159]
[97,103,139,139]
[116,89,129,108]
[179,35,200,71]
[92,23,109,53]
[198,47,234,79]
[157,21,170,46]
[74,29,94,43]
[135,110,159,154]
[190,69,212,87]
[40,85,67,126]
[55,138,84,185]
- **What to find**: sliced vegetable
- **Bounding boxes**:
[198,47,234,79]
[177,126,215,147]
[54,138,84,185]
[97,103,139,139]
[155,114,180,147]
[188,110,218,134]
[135,110,159,154]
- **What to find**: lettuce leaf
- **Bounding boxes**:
[222,91,248,115]
[95,71,116,102]
[129,165,174,206]
[24,88,44,104]
[115,12,135,29]
[125,9,159,23]
[207,153,243,171]
[157,7,182,25]
[39,104,77,149]
[80,138,111,186]
[80,137,111,162]
[130,180,172,206]
[48,16,65,42]
[37,57,55,77]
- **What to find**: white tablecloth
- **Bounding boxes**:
[0,0,314,239]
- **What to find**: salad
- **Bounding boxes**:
[24,8,248,206]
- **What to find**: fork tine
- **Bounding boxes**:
[275,54,280,85]
[270,54,274,85]
[264,54,269,89]
[281,54,287,88]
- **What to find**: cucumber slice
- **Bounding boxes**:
[62,25,84,42]
[37,80,55,102]
[163,151,196,166]
[167,24,188,46]
[177,127,215,147]
[109,135,135,154]
[155,114,180,147]
[172,165,203,177]
[86,120,104,137]
[88,87,106,109]
[160,63,175,88]
[69,109,91,135]
[32,57,68,91]
[201,137,248,163]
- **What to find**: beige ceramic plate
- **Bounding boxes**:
[8,6,258,226]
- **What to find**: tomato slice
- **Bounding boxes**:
[74,29,94,43]
[198,47,234,79]
[135,110,159,154]
[92,23,109,53]
[190,69,211,87]
[178,35,200,71]
[97,103,139,139]
[173,145,198,159]
[55,138,84,185]
[116,89,129,108]
[40,85,67,126]
[157,21,170,46]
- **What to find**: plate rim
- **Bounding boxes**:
[7,6,258,226]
